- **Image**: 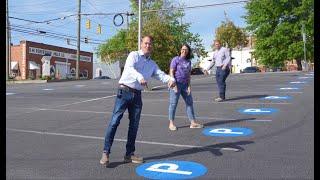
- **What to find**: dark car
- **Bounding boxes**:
[191,68,204,75]
[94,76,111,79]
[240,66,261,73]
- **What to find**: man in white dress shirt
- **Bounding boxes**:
[204,40,231,102]
[100,35,176,166]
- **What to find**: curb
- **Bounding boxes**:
[6,80,48,84]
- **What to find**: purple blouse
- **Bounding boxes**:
[170,56,191,84]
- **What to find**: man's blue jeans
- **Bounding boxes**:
[103,88,142,156]
[215,66,230,99]
[168,82,196,121]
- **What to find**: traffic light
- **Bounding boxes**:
[97,24,101,34]
[86,19,91,29]
[84,37,88,43]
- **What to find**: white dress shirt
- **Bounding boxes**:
[205,47,231,70]
[119,50,175,90]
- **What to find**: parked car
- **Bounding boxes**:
[94,76,111,79]
[191,68,204,75]
[240,66,261,73]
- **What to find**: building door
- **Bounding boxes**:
[55,63,70,79]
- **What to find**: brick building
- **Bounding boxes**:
[10,40,93,80]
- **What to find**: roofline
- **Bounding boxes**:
[19,40,93,55]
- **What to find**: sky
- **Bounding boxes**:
[8,0,247,62]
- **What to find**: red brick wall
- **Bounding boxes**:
[10,45,23,78]
[11,40,93,79]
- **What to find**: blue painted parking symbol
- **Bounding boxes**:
[136,161,207,179]
[202,127,253,137]
[260,96,291,100]
[238,108,278,115]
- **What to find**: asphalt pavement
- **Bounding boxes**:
[6,71,314,179]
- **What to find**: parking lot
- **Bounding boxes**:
[6,71,314,179]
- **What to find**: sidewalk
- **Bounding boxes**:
[6,79,90,84]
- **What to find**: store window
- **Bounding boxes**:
[50,65,55,77]
[80,69,88,78]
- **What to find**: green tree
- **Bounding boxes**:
[97,0,207,73]
[244,0,314,69]
[97,30,128,64]
[214,20,248,50]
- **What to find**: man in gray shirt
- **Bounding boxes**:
[99,35,176,166]
[204,40,231,102]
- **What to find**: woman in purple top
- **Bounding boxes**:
[168,44,204,131]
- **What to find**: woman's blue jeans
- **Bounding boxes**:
[103,88,142,156]
[168,82,196,121]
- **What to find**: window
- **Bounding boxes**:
[80,69,88,78]
[50,65,55,76]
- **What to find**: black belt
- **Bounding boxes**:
[119,84,140,93]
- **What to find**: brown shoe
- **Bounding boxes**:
[124,155,144,164]
[100,153,109,165]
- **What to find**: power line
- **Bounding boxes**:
[9,1,249,24]
[10,24,105,44]
[142,0,249,13]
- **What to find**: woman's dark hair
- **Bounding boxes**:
[179,43,192,60]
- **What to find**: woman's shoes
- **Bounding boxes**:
[169,125,177,131]
[190,123,204,129]
[169,123,203,130]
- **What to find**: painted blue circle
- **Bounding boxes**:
[238,108,278,115]
[136,161,207,179]
[260,96,292,100]
[202,127,253,137]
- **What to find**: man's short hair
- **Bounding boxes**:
[214,40,221,44]
[141,35,153,42]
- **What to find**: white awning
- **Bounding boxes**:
[11,61,18,70]
[29,61,40,70]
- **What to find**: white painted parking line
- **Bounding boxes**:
[6,128,239,151]
[145,90,303,94]
[143,99,291,105]
[75,85,86,87]
[247,119,272,122]
[298,77,313,79]
[53,95,116,107]
[6,92,16,95]
[42,88,54,91]
[279,87,299,90]
[290,81,306,84]
[12,107,273,122]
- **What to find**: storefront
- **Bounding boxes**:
[10,40,93,80]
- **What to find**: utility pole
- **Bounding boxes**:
[76,0,81,79]
[138,0,142,50]
[302,23,307,70]
[6,0,9,80]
